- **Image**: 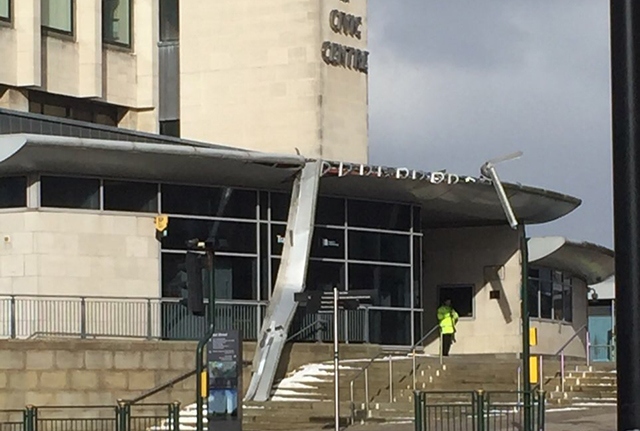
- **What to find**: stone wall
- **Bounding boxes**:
[0,339,381,409]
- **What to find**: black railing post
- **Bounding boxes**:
[80,297,87,339]
[413,391,422,431]
[24,406,36,431]
[171,401,181,431]
[478,390,486,431]
[10,295,16,339]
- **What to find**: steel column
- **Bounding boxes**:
[610,1,640,428]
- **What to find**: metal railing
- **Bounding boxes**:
[551,324,589,393]
[414,390,546,431]
[348,324,441,422]
[1,294,409,345]
[0,403,180,431]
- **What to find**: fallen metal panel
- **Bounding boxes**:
[244,161,321,402]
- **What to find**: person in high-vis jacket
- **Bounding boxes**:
[437,299,459,356]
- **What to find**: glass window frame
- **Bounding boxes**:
[0,176,27,209]
[528,266,575,323]
[42,0,74,35]
[102,0,133,48]
[0,0,11,22]
[40,175,101,210]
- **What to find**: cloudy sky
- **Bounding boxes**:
[367,1,612,247]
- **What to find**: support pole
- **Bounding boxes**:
[196,251,216,431]
[520,229,531,431]
[333,287,340,431]
[611,1,640,429]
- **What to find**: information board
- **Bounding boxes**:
[207,330,243,431]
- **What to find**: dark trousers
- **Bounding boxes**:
[442,334,454,356]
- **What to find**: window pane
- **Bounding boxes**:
[160,120,180,137]
[162,218,257,253]
[311,228,345,259]
[104,181,158,213]
[553,280,564,320]
[563,284,573,322]
[348,200,411,231]
[259,223,268,300]
[369,310,411,345]
[270,192,290,221]
[161,253,186,298]
[162,184,256,219]
[437,285,474,318]
[42,0,73,33]
[348,231,410,263]
[316,197,345,225]
[349,264,411,307]
[540,281,552,319]
[270,223,286,256]
[0,0,9,20]
[161,253,257,300]
[103,0,131,45]
[306,261,345,292]
[413,236,422,308]
[412,206,421,231]
[0,176,27,208]
[41,176,100,209]
[159,0,179,41]
[213,256,257,300]
[528,279,540,318]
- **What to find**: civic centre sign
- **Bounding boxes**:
[322,0,370,74]
[321,161,485,185]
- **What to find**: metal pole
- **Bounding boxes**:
[364,368,370,413]
[334,287,340,431]
[520,230,531,431]
[560,353,565,393]
[412,349,417,391]
[388,356,393,403]
[196,252,216,431]
[586,330,591,368]
[611,2,640,428]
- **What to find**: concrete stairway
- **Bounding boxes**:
[152,356,615,429]
[546,364,617,406]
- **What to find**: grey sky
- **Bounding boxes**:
[367,1,613,247]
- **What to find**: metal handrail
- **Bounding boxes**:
[549,324,589,393]
[286,319,326,342]
[127,369,198,404]
[348,324,440,423]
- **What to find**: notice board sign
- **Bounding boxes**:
[207,330,243,431]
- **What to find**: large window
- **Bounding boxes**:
[0,0,10,21]
[40,176,100,209]
[0,176,27,208]
[104,181,157,213]
[528,268,574,322]
[34,175,423,346]
[42,0,73,34]
[103,0,131,46]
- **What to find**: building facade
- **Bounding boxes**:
[0,0,369,162]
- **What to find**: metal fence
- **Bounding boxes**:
[0,403,179,431]
[0,294,373,343]
[414,391,546,431]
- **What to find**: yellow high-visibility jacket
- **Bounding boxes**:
[437,305,459,335]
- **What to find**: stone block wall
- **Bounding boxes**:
[0,339,381,410]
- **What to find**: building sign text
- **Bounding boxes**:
[322,2,369,74]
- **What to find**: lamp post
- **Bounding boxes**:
[610,2,640,428]
[481,153,532,431]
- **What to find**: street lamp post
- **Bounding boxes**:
[610,1,640,429]
[481,153,532,431]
